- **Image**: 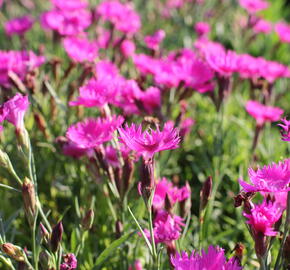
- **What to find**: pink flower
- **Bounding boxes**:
[63,36,98,63]
[143,210,185,244]
[128,260,143,270]
[63,142,88,159]
[245,100,284,126]
[144,29,166,50]
[180,118,195,137]
[239,159,290,193]
[275,22,290,43]
[239,0,269,13]
[253,19,272,34]
[120,40,136,58]
[258,59,289,83]
[118,123,180,160]
[60,253,77,270]
[66,116,124,149]
[278,118,290,141]
[2,94,29,131]
[140,87,161,114]
[244,200,283,236]
[52,0,88,10]
[95,60,119,79]
[194,22,210,37]
[5,16,34,36]
[171,246,242,270]
[0,106,8,132]
[41,9,91,36]
[96,1,141,34]
[153,178,190,209]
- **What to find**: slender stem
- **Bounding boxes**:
[32,212,39,270]
[148,205,157,261]
[37,199,52,232]
[258,256,267,270]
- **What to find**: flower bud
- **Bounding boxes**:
[115,220,123,239]
[139,158,155,201]
[0,149,15,174]
[1,243,25,262]
[34,112,48,139]
[50,222,63,253]
[200,176,212,210]
[81,209,94,231]
[16,127,30,153]
[40,223,50,243]
[122,156,135,196]
[39,250,54,270]
[22,177,36,227]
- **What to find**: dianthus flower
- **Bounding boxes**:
[128,260,143,270]
[118,123,180,160]
[153,178,190,209]
[66,116,124,149]
[120,40,136,58]
[140,86,161,114]
[275,22,290,44]
[245,100,283,127]
[2,94,29,131]
[171,245,242,270]
[144,29,166,50]
[194,22,210,37]
[62,142,89,159]
[0,106,8,132]
[253,19,272,34]
[239,0,269,13]
[239,159,290,193]
[41,9,91,36]
[258,59,289,83]
[244,200,283,236]
[51,0,88,10]
[95,60,119,78]
[180,118,195,137]
[278,118,290,141]
[63,36,98,63]
[5,16,34,36]
[60,253,77,270]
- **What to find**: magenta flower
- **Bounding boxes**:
[245,100,283,127]
[144,30,166,50]
[60,253,77,270]
[52,0,88,10]
[95,60,119,79]
[239,159,290,193]
[275,22,290,44]
[258,59,289,83]
[171,246,242,270]
[194,22,210,37]
[0,106,8,132]
[118,123,180,160]
[153,178,190,209]
[2,94,29,131]
[253,19,272,34]
[140,87,161,114]
[180,118,195,137]
[66,116,124,149]
[278,118,290,141]
[5,16,34,36]
[62,142,88,159]
[63,36,98,63]
[244,200,283,236]
[239,0,269,13]
[120,40,136,58]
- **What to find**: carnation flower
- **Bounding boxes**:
[153,178,190,209]
[253,19,272,34]
[0,106,8,132]
[278,118,290,141]
[244,200,283,236]
[275,22,290,44]
[239,0,269,13]
[239,159,290,193]
[171,245,242,270]
[5,16,34,36]
[120,40,136,58]
[194,22,210,37]
[140,87,161,114]
[63,36,98,63]
[118,123,180,160]
[66,116,124,149]
[62,142,88,159]
[95,60,119,78]
[245,100,283,127]
[144,29,166,50]
[180,118,195,137]
[2,94,29,131]
[60,253,77,270]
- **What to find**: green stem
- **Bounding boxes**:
[37,199,52,232]
[259,256,267,270]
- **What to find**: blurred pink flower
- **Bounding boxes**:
[118,123,180,160]
[180,118,195,137]
[120,40,136,58]
[239,0,269,13]
[96,1,141,34]
[245,100,283,126]
[41,9,91,36]
[258,59,289,83]
[244,200,283,236]
[144,29,166,50]
[253,19,272,34]
[275,22,290,43]
[95,60,119,78]
[153,178,190,209]
[63,142,88,159]
[2,94,29,131]
[5,16,34,36]
[194,22,210,37]
[239,159,290,193]
[140,86,161,114]
[128,260,143,270]
[278,118,290,141]
[63,36,98,63]
[52,0,88,10]
[60,253,77,270]
[66,116,124,149]
[171,245,242,270]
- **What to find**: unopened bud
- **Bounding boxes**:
[22,177,36,227]
[16,128,30,153]
[180,182,191,217]
[1,243,25,262]
[81,209,94,231]
[200,176,212,210]
[50,222,63,253]
[40,223,50,243]
[139,158,155,201]
[122,156,135,196]
[115,220,123,239]
[34,113,48,139]
[0,149,15,173]
[39,250,54,270]
[165,194,173,212]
